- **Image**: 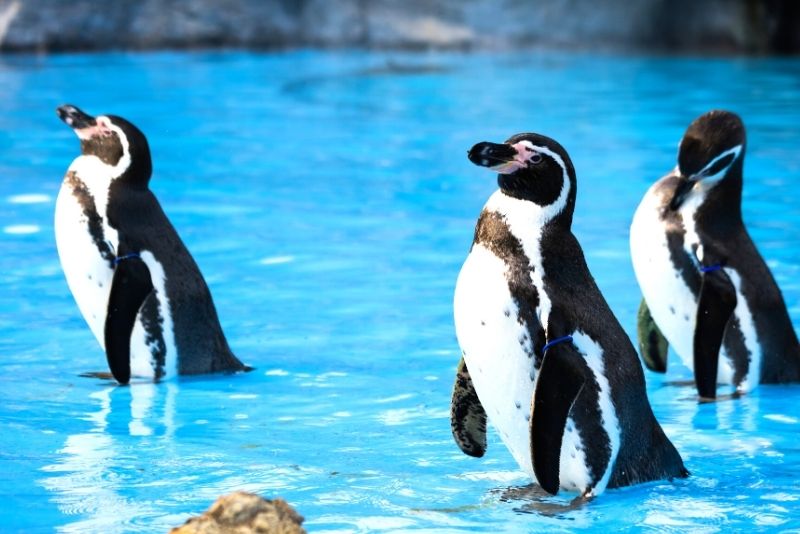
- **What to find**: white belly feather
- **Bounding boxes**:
[55,159,177,380]
[631,183,742,385]
[455,244,539,477]
[54,173,116,348]
[455,244,619,493]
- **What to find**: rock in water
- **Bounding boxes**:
[170,492,305,534]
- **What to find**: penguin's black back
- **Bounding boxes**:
[657,174,800,384]
[540,226,687,485]
[698,185,800,383]
[107,181,246,374]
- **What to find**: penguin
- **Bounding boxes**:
[450,133,688,497]
[630,110,800,400]
[54,104,249,384]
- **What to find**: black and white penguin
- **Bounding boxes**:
[630,110,800,399]
[450,133,687,496]
[54,104,248,384]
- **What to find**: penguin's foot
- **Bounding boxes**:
[697,391,742,404]
[495,483,591,517]
[496,483,552,501]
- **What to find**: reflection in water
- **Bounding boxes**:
[40,383,178,532]
[687,388,760,434]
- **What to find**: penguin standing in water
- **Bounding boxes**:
[630,110,800,400]
[450,133,687,497]
[54,104,248,384]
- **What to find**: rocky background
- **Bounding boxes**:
[0,0,798,54]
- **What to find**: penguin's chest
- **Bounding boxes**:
[631,189,761,388]
[54,170,178,380]
[54,174,118,348]
[630,190,700,362]
[453,244,544,477]
[455,245,619,493]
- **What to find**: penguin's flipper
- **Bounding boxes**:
[450,356,488,457]
[637,298,669,373]
[530,338,587,495]
[694,267,737,400]
[104,256,154,385]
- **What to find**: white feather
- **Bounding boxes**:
[724,269,760,393]
[55,156,118,348]
[483,173,569,330]
[558,417,590,492]
[570,331,620,494]
[454,244,537,476]
[130,252,178,380]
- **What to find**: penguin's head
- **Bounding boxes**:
[468,133,577,224]
[57,104,152,186]
[669,110,745,210]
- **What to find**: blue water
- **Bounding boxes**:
[1,50,799,532]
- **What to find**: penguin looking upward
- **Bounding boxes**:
[54,104,249,384]
[451,133,687,496]
[630,110,800,400]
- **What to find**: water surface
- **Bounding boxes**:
[1,50,799,532]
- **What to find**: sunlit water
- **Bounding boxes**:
[1,50,799,532]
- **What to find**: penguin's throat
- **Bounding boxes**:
[75,122,113,141]
[70,153,130,182]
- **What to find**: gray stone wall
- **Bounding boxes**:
[1,0,798,54]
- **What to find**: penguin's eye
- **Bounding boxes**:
[530,153,543,165]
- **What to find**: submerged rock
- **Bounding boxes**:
[170,492,306,534]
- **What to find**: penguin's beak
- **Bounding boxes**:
[670,146,742,211]
[57,104,97,131]
[468,142,524,174]
[668,176,697,211]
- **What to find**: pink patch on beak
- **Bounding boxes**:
[492,142,533,174]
